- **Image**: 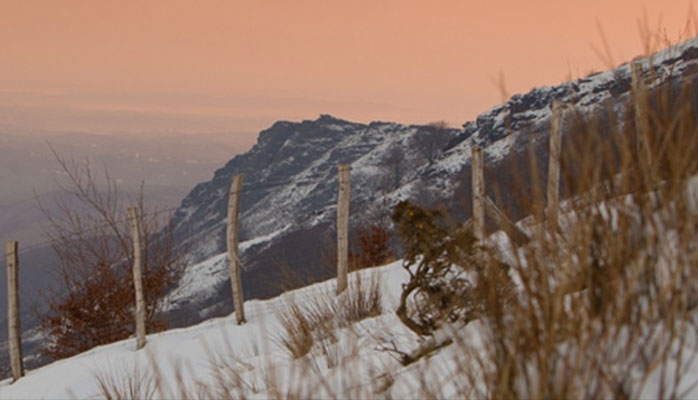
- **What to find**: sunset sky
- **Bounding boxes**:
[0,0,694,148]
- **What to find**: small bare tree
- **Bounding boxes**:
[36,149,183,360]
[381,144,406,191]
[412,121,454,166]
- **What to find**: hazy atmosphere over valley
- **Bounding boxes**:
[2,0,698,398]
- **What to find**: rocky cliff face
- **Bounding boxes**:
[165,37,698,322]
[170,115,463,264]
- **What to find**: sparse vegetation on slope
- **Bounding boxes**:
[386,42,698,398]
[276,271,383,359]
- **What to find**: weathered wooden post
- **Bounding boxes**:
[227,174,245,324]
[336,164,350,295]
[547,100,563,230]
[631,62,653,178]
[6,241,24,381]
[472,147,485,243]
[127,207,147,350]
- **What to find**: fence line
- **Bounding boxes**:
[4,98,566,380]
[474,99,564,247]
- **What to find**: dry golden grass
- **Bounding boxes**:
[275,271,383,359]
[437,51,698,399]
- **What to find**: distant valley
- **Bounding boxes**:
[0,130,253,246]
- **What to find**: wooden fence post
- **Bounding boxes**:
[127,208,147,350]
[6,241,23,382]
[227,174,245,324]
[547,100,563,230]
[631,62,653,170]
[472,147,485,243]
[337,164,350,295]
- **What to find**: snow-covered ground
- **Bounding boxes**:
[3,250,698,399]
[7,175,698,398]
[0,262,419,399]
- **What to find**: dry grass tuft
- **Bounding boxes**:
[276,271,383,359]
[94,361,157,400]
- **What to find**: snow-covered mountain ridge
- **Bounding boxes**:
[166,36,698,323]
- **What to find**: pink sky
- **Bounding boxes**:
[0,0,694,146]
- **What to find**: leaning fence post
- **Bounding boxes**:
[336,164,350,295]
[6,241,24,382]
[472,147,485,243]
[227,174,245,324]
[547,100,563,230]
[127,207,147,350]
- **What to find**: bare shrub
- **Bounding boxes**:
[390,201,515,336]
[37,151,183,360]
[412,121,455,165]
[349,223,394,271]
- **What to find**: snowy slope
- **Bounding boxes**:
[3,257,698,399]
[0,263,416,399]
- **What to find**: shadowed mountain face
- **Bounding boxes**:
[165,38,698,325]
[170,115,462,263]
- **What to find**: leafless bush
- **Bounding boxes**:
[412,121,455,165]
[349,223,394,271]
[390,201,515,336]
[37,150,184,360]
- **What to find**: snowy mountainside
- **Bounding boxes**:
[166,37,698,323]
[171,116,450,262]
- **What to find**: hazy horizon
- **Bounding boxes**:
[1,0,694,147]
